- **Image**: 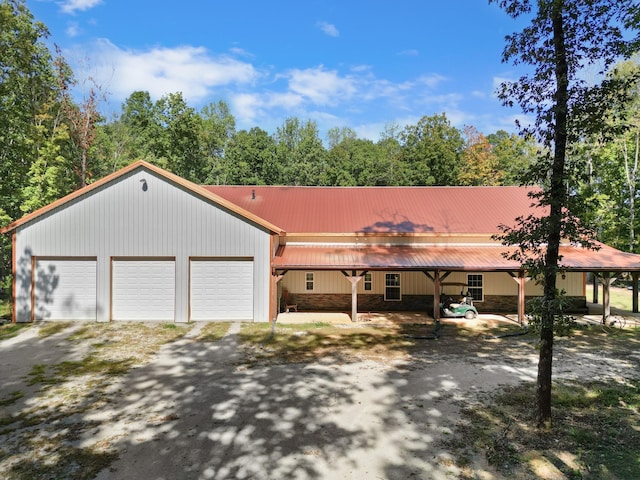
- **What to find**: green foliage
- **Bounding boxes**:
[526,291,578,337]
[275,117,326,185]
[399,113,463,185]
[224,127,277,185]
[492,0,640,427]
[449,379,640,479]
[0,323,30,340]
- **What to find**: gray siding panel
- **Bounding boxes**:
[14,168,272,322]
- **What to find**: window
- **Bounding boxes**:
[363,272,372,291]
[385,273,401,301]
[467,274,483,301]
[305,272,314,291]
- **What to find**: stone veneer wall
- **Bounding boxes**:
[284,293,588,314]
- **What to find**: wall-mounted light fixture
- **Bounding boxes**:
[140,179,148,192]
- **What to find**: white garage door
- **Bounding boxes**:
[34,258,97,321]
[190,259,254,321]
[112,259,175,321]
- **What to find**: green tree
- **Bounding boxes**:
[0,0,56,220]
[323,135,392,186]
[399,114,463,185]
[0,0,58,295]
[486,130,537,185]
[377,122,405,185]
[596,59,640,252]
[153,92,205,182]
[200,100,236,184]
[459,125,501,185]
[274,117,326,185]
[120,91,160,163]
[224,127,277,185]
[53,49,104,188]
[492,0,640,428]
[20,100,75,213]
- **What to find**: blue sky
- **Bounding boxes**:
[28,0,532,141]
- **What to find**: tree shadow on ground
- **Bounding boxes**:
[84,321,546,479]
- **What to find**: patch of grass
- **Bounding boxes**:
[446,379,640,479]
[586,284,635,311]
[239,322,415,362]
[0,299,10,319]
[3,322,191,479]
[197,322,231,341]
[27,364,59,386]
[0,323,30,341]
[0,391,24,407]
[55,355,136,377]
[5,440,118,480]
[38,321,73,337]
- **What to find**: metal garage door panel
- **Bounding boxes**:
[34,259,97,321]
[190,260,253,320]
[112,260,175,321]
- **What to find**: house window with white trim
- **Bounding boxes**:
[467,274,484,301]
[305,272,314,291]
[363,272,372,291]
[385,273,401,300]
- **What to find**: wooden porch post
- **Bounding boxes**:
[599,272,615,324]
[510,272,530,326]
[270,273,284,322]
[342,271,364,322]
[633,272,639,313]
[592,273,598,304]
[433,270,441,321]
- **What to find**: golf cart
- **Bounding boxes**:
[439,282,478,319]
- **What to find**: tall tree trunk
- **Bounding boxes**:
[622,131,639,252]
[537,0,568,430]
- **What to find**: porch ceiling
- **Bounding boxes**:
[273,242,640,272]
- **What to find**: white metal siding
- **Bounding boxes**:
[13,168,273,323]
[190,259,253,320]
[112,259,175,321]
[34,259,96,321]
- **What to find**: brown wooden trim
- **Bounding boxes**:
[11,233,16,323]
[0,160,284,236]
[109,257,113,322]
[111,256,176,261]
[34,255,98,261]
[30,256,35,323]
[189,256,253,262]
[269,235,276,321]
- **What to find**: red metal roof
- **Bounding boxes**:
[273,242,640,272]
[206,186,543,235]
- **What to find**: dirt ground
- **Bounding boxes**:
[1,311,639,480]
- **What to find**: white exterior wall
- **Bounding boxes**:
[280,270,584,297]
[13,168,273,323]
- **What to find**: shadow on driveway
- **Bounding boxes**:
[87,321,505,479]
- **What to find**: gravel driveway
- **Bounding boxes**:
[1,318,639,479]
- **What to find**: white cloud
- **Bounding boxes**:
[416,74,447,89]
[287,66,357,105]
[317,21,340,37]
[83,39,259,103]
[65,21,81,37]
[58,0,102,14]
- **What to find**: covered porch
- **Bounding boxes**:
[272,242,640,324]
